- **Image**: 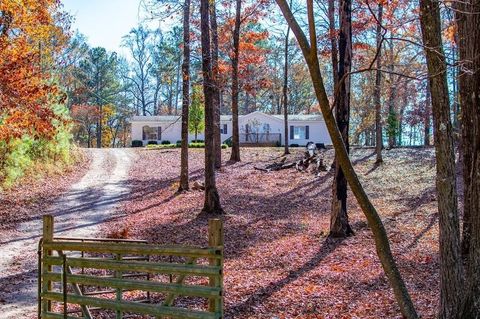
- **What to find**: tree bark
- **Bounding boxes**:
[327,0,338,88]
[387,36,397,149]
[374,4,383,164]
[330,0,353,238]
[275,1,418,317]
[398,103,405,146]
[283,23,290,155]
[424,82,431,146]
[456,0,480,315]
[179,0,191,192]
[200,0,223,214]
[175,53,182,116]
[230,0,241,162]
[96,103,103,148]
[210,0,221,169]
[419,0,464,317]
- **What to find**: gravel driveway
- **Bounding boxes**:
[0,148,135,318]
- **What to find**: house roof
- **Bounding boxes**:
[130,112,323,122]
[130,116,181,122]
[130,115,233,122]
[271,114,324,121]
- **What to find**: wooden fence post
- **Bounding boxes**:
[115,253,123,319]
[208,219,224,317]
[42,215,54,315]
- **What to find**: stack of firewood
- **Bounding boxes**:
[254,150,327,175]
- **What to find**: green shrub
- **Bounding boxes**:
[289,143,300,147]
[131,140,143,147]
[224,137,232,147]
[189,142,205,148]
[148,141,158,145]
[0,137,34,187]
[191,139,204,143]
[185,143,228,149]
[146,144,176,149]
[0,103,75,188]
[161,140,171,145]
[387,110,399,142]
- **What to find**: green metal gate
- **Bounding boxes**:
[38,215,224,319]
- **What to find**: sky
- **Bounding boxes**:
[62,0,146,55]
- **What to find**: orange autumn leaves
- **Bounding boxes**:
[0,0,69,140]
[216,1,271,96]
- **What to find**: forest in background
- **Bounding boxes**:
[0,0,461,187]
[60,0,455,149]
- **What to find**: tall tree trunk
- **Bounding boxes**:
[424,82,431,146]
[451,43,460,132]
[419,0,463,317]
[283,23,290,154]
[374,4,383,164]
[97,104,103,148]
[175,54,182,116]
[275,1,419,317]
[87,129,91,148]
[387,37,397,149]
[330,0,353,238]
[200,0,223,214]
[210,0,221,169]
[456,0,480,315]
[230,0,241,162]
[398,104,405,146]
[179,0,191,192]
[168,84,174,115]
[457,0,476,258]
[328,0,338,88]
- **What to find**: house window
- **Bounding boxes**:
[263,123,270,133]
[220,124,228,134]
[142,126,161,140]
[294,126,305,139]
[290,125,309,140]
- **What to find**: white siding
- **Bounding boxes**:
[286,120,332,146]
[130,112,332,146]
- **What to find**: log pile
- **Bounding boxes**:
[254,150,328,175]
[191,181,205,190]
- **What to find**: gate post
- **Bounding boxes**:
[208,219,224,317]
[42,215,54,315]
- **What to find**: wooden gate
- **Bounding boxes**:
[38,215,224,319]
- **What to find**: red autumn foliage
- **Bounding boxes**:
[216,0,272,96]
[0,0,69,140]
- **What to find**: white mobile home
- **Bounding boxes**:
[130,111,332,146]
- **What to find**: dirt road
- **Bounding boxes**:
[0,148,135,318]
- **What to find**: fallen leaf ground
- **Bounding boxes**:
[0,150,90,242]
[101,147,442,318]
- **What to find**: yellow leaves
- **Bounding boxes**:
[101,104,116,125]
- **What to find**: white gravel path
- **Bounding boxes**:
[0,148,135,318]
